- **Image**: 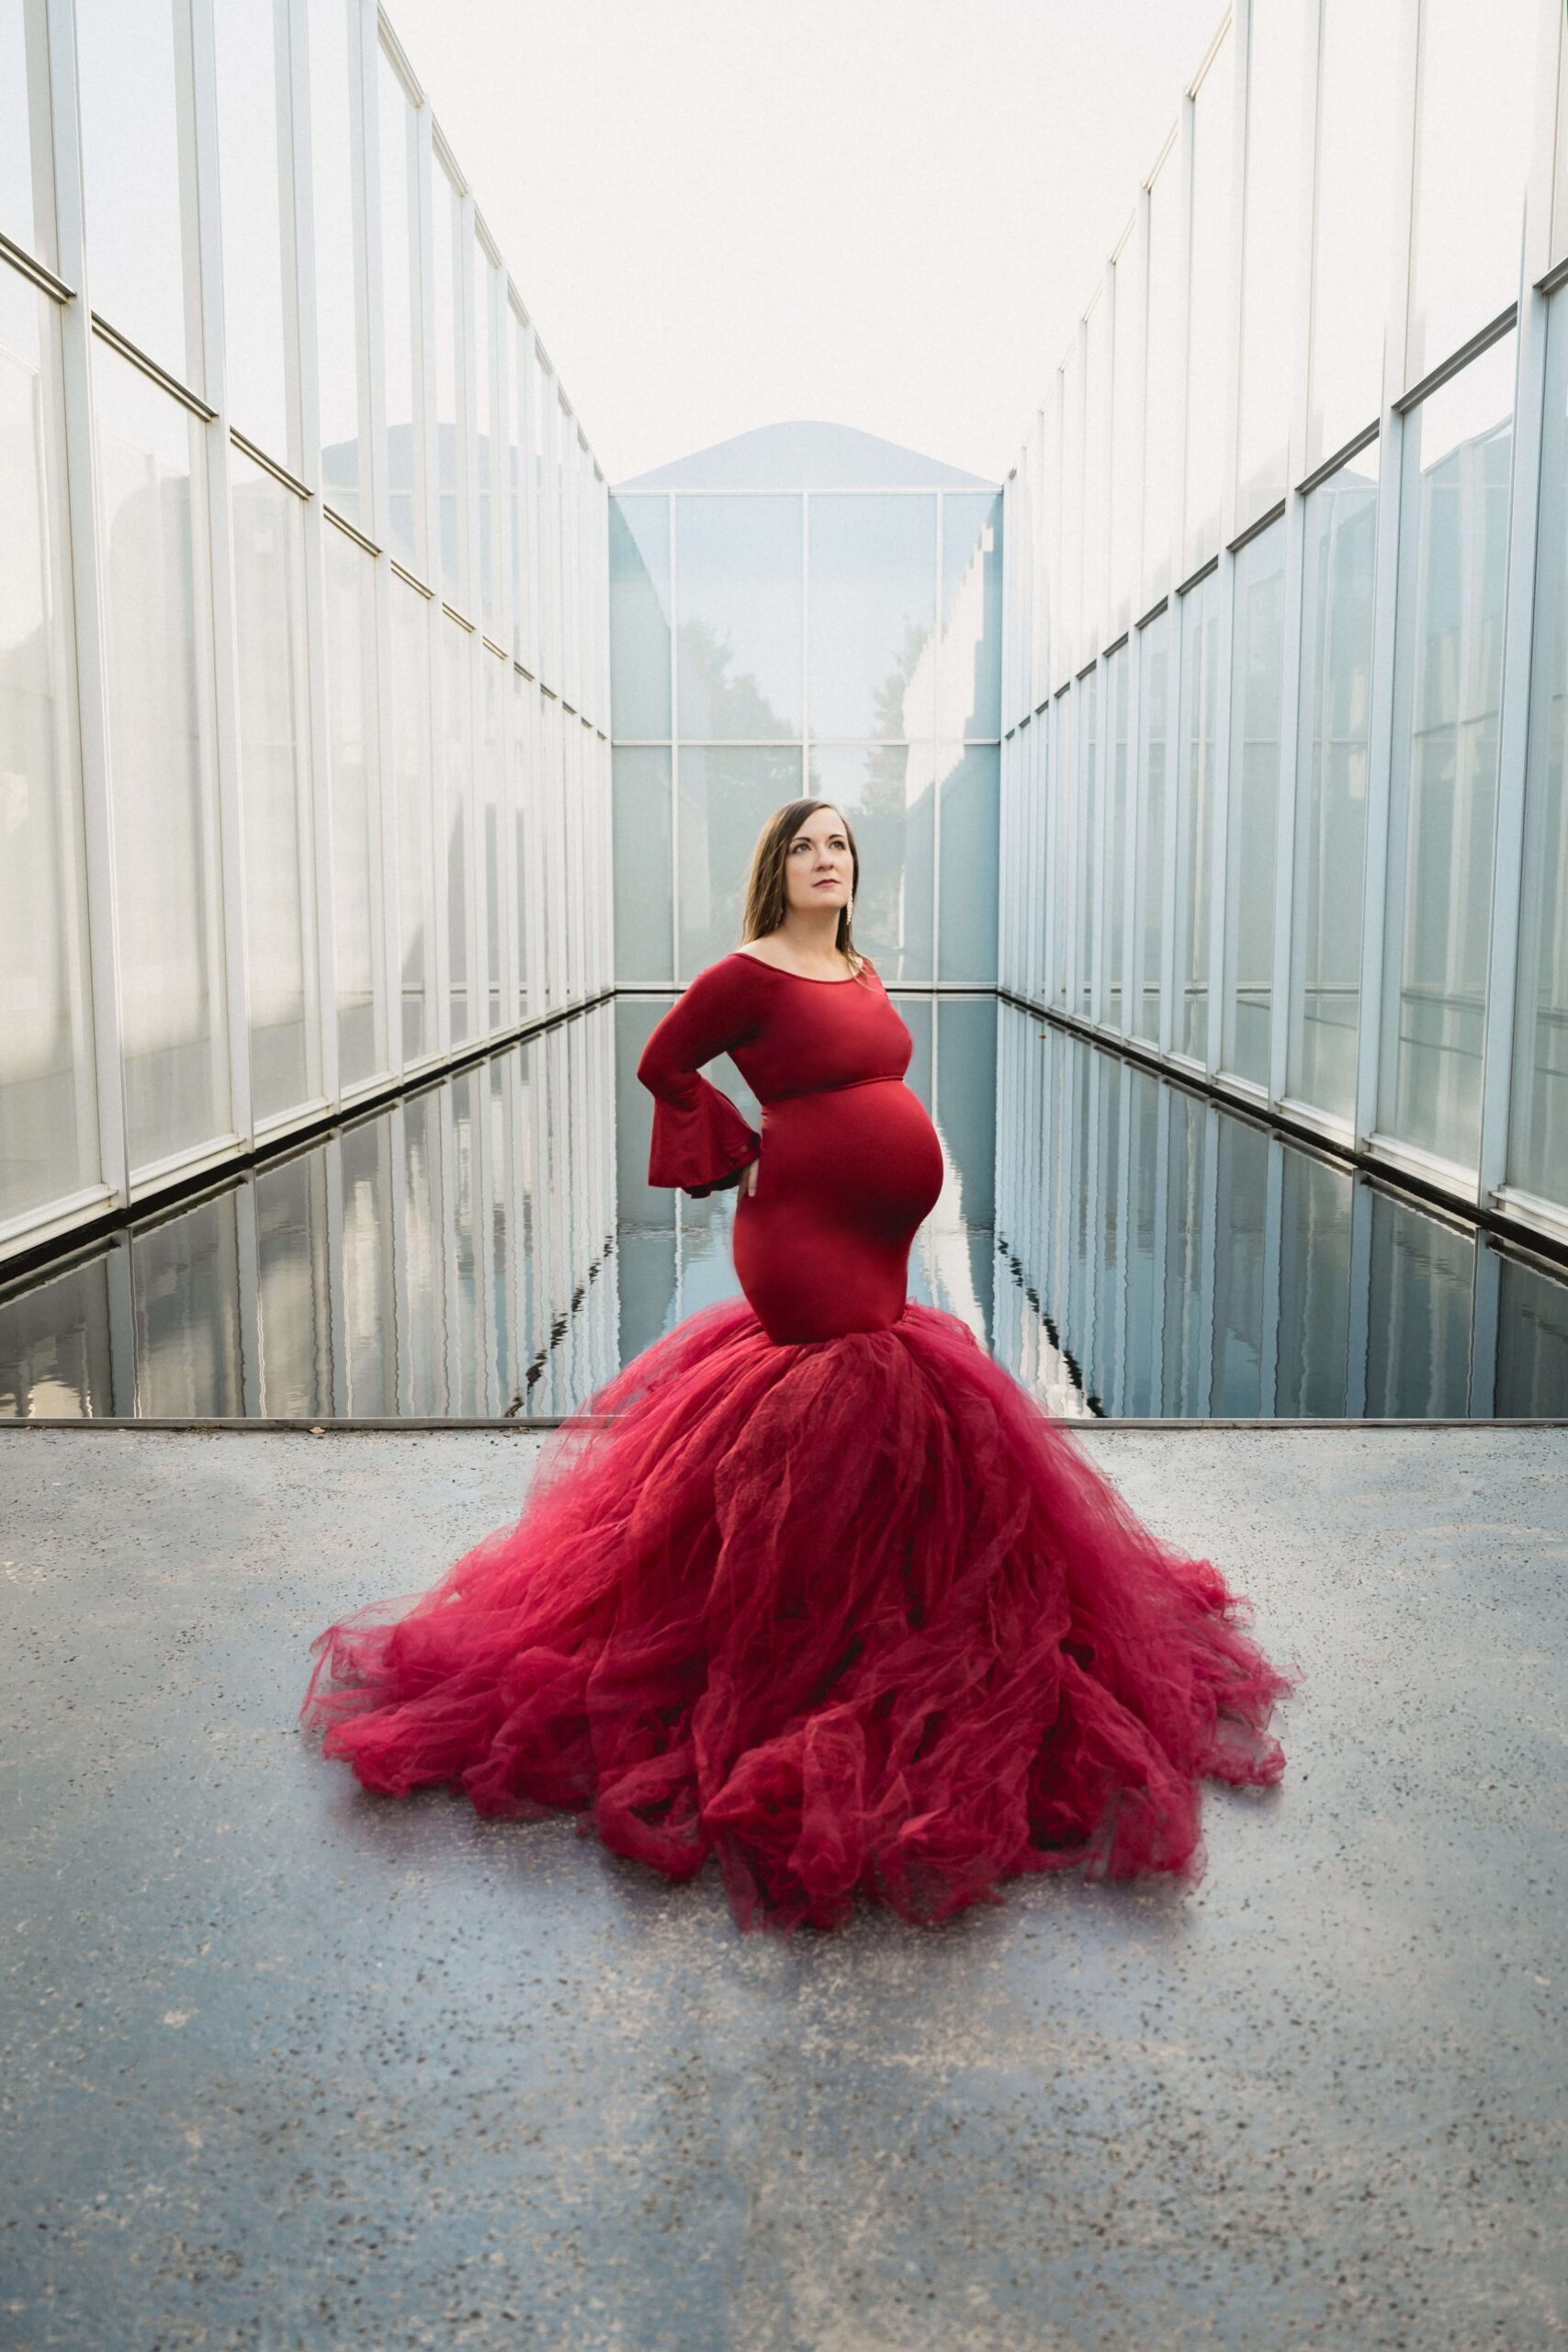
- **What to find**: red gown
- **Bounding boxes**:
[300,951,1294,1932]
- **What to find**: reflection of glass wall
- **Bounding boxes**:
[0,1008,618,1422]
[610,427,1003,988]
[1000,0,1568,1259]
[990,1009,1568,1420]
[1,0,611,1275]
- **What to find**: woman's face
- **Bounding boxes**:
[784,807,853,917]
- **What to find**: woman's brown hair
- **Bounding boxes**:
[739,800,870,982]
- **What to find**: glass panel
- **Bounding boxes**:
[390,575,434,1062]
[479,647,504,1031]
[509,314,532,668]
[254,1151,331,1414]
[474,235,498,637]
[1133,608,1172,1045]
[0,0,50,266]
[1143,153,1182,608]
[1406,0,1536,387]
[1060,345,1084,676]
[675,495,801,740]
[677,744,803,978]
[0,266,98,1224]
[1509,296,1568,1209]
[936,744,998,984]
[532,353,555,685]
[808,745,934,986]
[608,494,671,739]
[1495,1256,1568,1414]
[1222,517,1286,1086]
[442,615,473,1041]
[1104,643,1131,1033]
[1277,1149,1354,1416]
[1183,33,1235,575]
[131,1194,243,1415]
[308,0,364,520]
[1050,689,1074,1009]
[1080,295,1110,649]
[939,492,1003,739]
[96,341,228,1171]
[335,1112,394,1411]
[1307,0,1403,473]
[1290,441,1379,1118]
[1077,668,1099,1019]
[78,0,198,385]
[433,160,463,605]
[323,524,381,1086]
[613,747,672,985]
[1380,335,1515,1168]
[1108,226,1144,634]
[808,493,935,739]
[1365,1192,1474,1415]
[230,450,314,1122]
[213,0,294,467]
[1178,568,1221,1060]
[509,669,533,1015]
[378,47,421,573]
[1235,0,1304,523]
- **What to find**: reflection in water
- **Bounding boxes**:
[0,1008,618,1420]
[3,998,1566,1420]
[994,1005,1568,1418]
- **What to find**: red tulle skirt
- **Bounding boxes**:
[300,1300,1295,1932]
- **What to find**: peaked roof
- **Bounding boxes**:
[615,420,996,493]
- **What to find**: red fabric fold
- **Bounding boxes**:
[300,1298,1297,1935]
[647,1081,761,1197]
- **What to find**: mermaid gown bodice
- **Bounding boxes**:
[636,952,946,1344]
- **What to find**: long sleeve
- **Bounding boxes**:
[637,959,763,1198]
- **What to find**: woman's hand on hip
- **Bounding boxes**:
[741,1155,760,1198]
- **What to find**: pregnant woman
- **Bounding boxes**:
[301,799,1293,1932]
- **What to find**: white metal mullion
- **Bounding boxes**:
[1160,599,1189,1062]
[932,493,942,980]
[1112,1061,1133,1408]
[1196,1102,1219,1411]
[189,0,253,1153]
[669,490,681,982]
[1468,1240,1499,1417]
[1205,551,1235,1074]
[43,0,129,1219]
[1476,253,1548,1208]
[324,1130,348,1412]
[1091,660,1110,1026]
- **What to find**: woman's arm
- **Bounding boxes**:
[636,959,762,1198]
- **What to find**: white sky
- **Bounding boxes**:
[386,0,1225,487]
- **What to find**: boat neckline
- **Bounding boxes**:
[728,951,869,986]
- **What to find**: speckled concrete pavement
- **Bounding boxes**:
[2,1425,1564,2352]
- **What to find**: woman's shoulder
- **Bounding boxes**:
[729,941,877,980]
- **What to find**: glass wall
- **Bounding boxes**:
[0,0,611,1271]
[610,435,1002,988]
[1000,0,1568,1257]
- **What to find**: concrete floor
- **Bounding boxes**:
[1,1423,1564,2352]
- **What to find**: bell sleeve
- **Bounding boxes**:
[636,960,763,1198]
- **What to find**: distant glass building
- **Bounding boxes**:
[998,0,1568,1261]
[609,422,1002,989]
[0,0,611,1273]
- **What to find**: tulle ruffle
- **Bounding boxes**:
[300,1300,1295,1933]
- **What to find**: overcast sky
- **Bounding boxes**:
[385,0,1224,486]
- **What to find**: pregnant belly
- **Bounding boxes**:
[732,1080,945,1344]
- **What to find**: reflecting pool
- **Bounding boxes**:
[2,998,1565,1419]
